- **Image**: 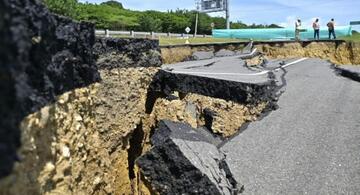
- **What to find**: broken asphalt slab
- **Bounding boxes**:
[136,120,241,195]
[190,41,256,61]
[145,54,280,114]
[161,56,272,84]
[191,51,215,61]
[146,68,278,114]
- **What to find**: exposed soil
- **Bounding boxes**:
[0,0,99,179]
[161,41,360,65]
[151,93,267,137]
[0,68,157,194]
[256,41,360,65]
[0,65,268,194]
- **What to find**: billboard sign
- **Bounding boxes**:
[199,0,226,13]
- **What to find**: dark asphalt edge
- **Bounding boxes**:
[333,65,360,82]
[146,69,277,114]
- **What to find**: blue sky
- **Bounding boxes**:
[80,0,360,31]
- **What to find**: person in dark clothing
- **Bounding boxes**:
[313,18,320,40]
[327,18,336,39]
[295,19,302,41]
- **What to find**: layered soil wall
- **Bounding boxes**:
[0,67,267,194]
[0,0,99,179]
[0,68,158,195]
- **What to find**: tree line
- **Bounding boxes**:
[43,0,282,34]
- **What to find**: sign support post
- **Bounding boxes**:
[194,1,200,37]
[226,0,230,29]
[194,12,199,37]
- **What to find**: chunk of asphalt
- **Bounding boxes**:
[136,120,240,195]
[192,51,215,60]
[215,49,236,57]
[334,65,360,82]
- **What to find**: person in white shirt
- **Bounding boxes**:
[295,19,302,41]
[313,18,320,40]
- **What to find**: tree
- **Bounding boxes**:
[100,1,123,9]
[231,21,247,29]
[268,24,283,28]
[138,14,162,32]
[43,0,78,18]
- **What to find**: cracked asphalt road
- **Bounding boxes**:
[162,56,271,84]
[221,58,360,194]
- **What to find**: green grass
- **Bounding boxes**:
[340,33,360,42]
[158,37,247,45]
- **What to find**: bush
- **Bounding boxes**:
[43,0,78,18]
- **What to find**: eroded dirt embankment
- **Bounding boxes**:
[0,67,268,194]
[161,41,360,65]
[0,0,100,180]
[1,69,269,194]
[257,41,360,65]
[0,68,157,195]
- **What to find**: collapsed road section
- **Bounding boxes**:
[135,46,286,194]
[3,0,359,194]
[147,54,279,115]
[0,0,276,194]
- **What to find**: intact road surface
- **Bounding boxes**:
[221,58,360,194]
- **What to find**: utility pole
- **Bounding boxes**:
[194,12,199,37]
[226,0,230,29]
[194,0,200,37]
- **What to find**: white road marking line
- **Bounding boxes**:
[244,48,257,56]
[167,70,269,76]
[164,58,308,76]
[277,57,308,70]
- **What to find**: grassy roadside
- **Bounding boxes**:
[158,35,360,46]
[340,33,360,42]
[107,34,360,45]
[159,37,247,45]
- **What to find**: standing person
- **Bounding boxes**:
[313,18,320,40]
[295,19,302,41]
[327,18,336,39]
